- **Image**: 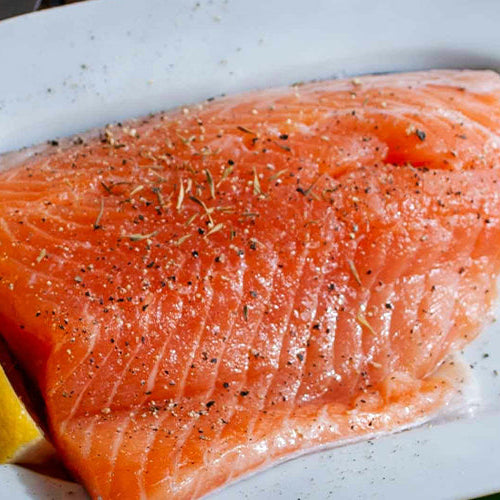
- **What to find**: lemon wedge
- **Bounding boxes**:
[0,344,54,465]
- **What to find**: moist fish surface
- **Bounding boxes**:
[0,70,500,499]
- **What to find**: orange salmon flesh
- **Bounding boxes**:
[0,70,500,498]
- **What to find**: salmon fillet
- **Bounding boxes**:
[0,69,500,498]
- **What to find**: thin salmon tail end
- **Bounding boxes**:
[189,360,465,499]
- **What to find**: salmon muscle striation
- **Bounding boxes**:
[0,70,499,498]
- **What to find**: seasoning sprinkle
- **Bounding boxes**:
[357,313,376,335]
[140,163,163,170]
[129,185,144,196]
[185,213,199,227]
[101,181,131,193]
[273,140,291,152]
[304,219,320,226]
[176,132,195,145]
[205,222,224,238]
[216,206,236,213]
[175,234,192,246]
[216,166,233,187]
[205,169,215,199]
[176,180,185,211]
[152,187,166,209]
[149,170,168,182]
[35,248,46,264]
[243,304,249,321]
[94,198,105,230]
[189,196,214,225]
[415,129,426,141]
[348,260,362,286]
[126,231,159,242]
[269,168,288,181]
[297,174,323,198]
[253,167,262,196]
[100,181,112,194]
[237,125,257,135]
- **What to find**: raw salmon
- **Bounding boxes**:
[0,69,500,498]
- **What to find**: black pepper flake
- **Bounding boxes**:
[240,390,249,397]
[385,303,393,309]
[279,134,289,140]
[206,400,215,408]
[297,353,304,362]
[415,129,426,141]
[192,251,199,258]
[250,290,258,298]
[312,324,320,330]
[142,304,150,311]
[328,283,335,291]
[223,382,229,388]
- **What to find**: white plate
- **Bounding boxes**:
[0,0,500,499]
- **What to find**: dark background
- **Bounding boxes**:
[0,0,82,20]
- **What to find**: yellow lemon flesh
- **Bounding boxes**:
[0,355,54,465]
